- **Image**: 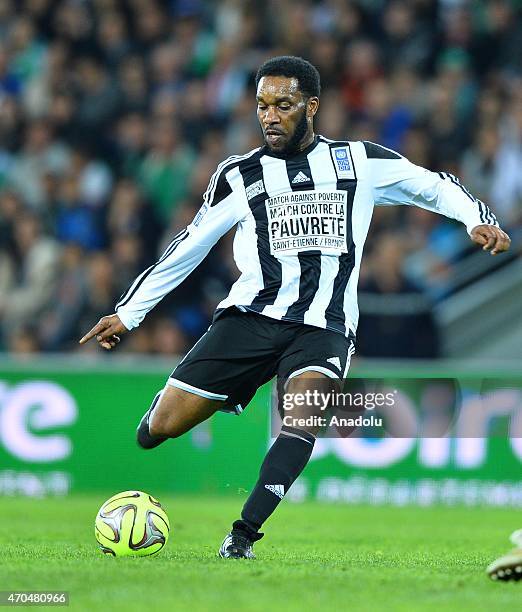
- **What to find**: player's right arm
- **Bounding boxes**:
[79,157,251,349]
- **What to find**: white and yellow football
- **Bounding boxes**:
[95,490,170,557]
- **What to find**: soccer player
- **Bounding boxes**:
[80,56,511,559]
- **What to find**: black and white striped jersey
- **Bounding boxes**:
[115,136,499,336]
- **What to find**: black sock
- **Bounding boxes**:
[233,427,315,539]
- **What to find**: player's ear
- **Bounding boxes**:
[307,96,319,117]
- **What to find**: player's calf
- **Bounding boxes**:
[147,384,221,439]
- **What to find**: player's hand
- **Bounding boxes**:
[79,314,128,350]
[470,224,511,255]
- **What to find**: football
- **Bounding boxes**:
[94,490,170,557]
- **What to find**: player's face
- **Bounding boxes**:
[256,76,318,155]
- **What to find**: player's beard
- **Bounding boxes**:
[263,108,309,159]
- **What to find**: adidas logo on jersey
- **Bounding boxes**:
[291,171,310,184]
[327,356,341,371]
[265,484,285,499]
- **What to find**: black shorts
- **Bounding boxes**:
[168,307,356,414]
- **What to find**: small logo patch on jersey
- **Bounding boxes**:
[265,484,285,499]
[326,356,342,371]
[192,202,209,227]
[246,179,265,200]
[332,146,355,180]
[292,171,311,184]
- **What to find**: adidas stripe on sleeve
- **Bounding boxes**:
[115,149,259,330]
[365,141,499,234]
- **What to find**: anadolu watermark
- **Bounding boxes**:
[280,387,394,430]
[270,377,522,439]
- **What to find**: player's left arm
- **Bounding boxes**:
[366,141,511,255]
[79,159,250,349]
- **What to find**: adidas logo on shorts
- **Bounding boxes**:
[327,356,341,371]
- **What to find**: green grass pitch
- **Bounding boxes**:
[0,495,520,611]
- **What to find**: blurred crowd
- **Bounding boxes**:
[0,0,521,358]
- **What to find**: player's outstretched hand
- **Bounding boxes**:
[470,224,511,255]
[79,314,128,350]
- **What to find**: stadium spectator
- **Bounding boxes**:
[0,210,61,344]
[357,233,441,359]
[136,119,195,223]
[7,119,69,210]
